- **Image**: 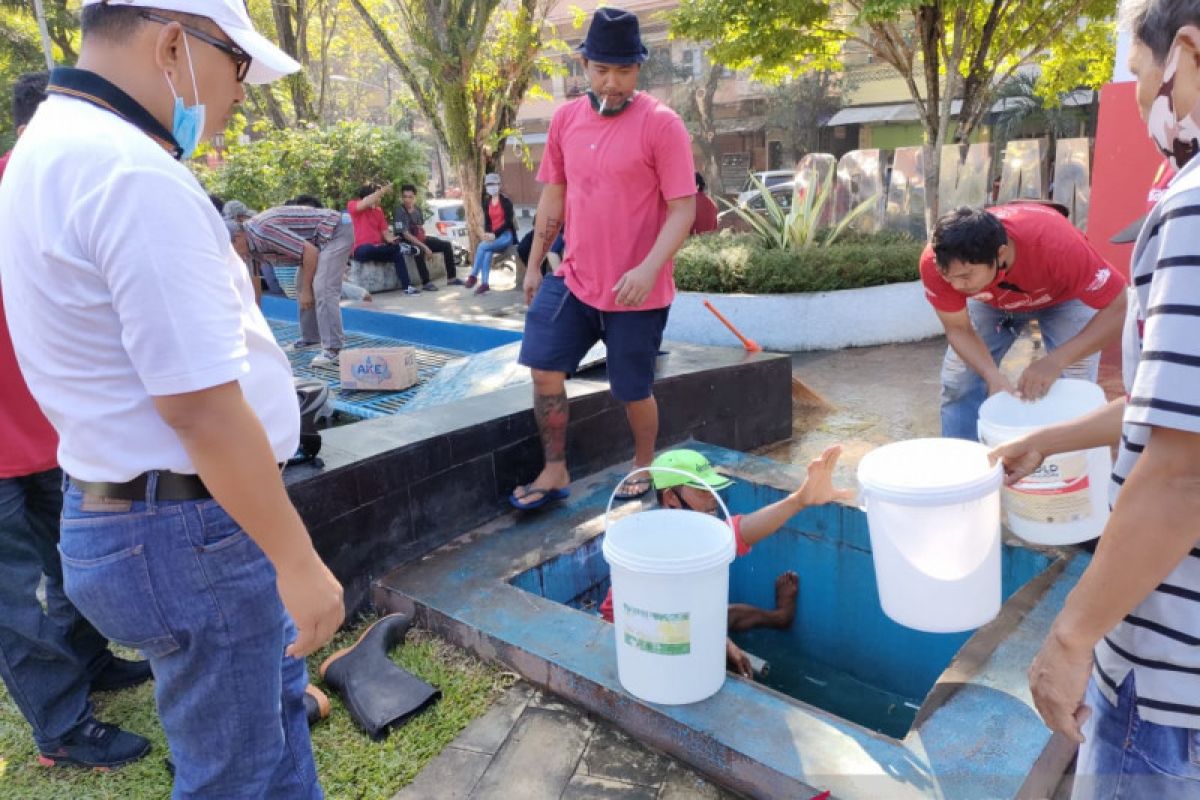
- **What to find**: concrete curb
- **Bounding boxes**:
[664,281,942,352]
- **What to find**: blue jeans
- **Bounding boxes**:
[58,477,321,799]
[353,241,427,289]
[471,230,515,284]
[941,299,1100,439]
[0,468,111,749]
[1072,674,1200,799]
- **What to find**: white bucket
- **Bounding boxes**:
[977,379,1111,546]
[858,438,1003,633]
[602,467,735,705]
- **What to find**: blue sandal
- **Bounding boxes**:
[509,484,570,511]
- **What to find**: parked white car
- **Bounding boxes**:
[423,199,470,251]
[736,170,796,206]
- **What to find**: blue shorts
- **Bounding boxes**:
[518,275,669,402]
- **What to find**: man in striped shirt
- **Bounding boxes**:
[993,1,1200,793]
[243,204,354,367]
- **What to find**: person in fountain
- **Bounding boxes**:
[599,447,853,677]
[511,7,696,510]
[922,204,1127,440]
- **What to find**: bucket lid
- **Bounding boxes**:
[857,438,1002,506]
[602,508,735,574]
[978,378,1106,434]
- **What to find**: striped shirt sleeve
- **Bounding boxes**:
[1125,188,1200,434]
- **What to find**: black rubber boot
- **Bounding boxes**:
[319,614,440,740]
[303,684,331,727]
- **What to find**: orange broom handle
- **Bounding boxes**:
[703,300,762,352]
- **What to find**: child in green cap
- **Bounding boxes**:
[600,445,852,677]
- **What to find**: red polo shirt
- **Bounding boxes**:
[0,148,59,477]
[920,203,1126,313]
[347,199,390,249]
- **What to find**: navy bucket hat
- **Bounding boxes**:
[577,7,648,65]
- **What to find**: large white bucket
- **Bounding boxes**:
[858,438,1003,633]
[602,467,735,705]
[977,379,1111,546]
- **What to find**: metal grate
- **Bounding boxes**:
[269,319,464,419]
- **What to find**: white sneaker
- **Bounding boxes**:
[310,350,338,368]
[403,286,421,296]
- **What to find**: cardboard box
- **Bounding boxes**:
[339,347,419,391]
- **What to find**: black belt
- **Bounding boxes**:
[70,471,211,502]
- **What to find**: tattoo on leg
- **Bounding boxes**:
[534,390,569,463]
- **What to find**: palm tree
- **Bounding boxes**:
[988,73,1091,182]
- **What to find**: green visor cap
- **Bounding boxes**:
[648,449,734,491]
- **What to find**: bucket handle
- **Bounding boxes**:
[604,466,733,531]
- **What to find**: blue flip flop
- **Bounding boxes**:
[509,484,570,511]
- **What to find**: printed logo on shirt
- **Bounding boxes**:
[993,292,1055,310]
[971,291,994,302]
[1086,268,1112,293]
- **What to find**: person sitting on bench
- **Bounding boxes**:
[348,183,433,296]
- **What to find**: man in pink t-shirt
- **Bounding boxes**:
[512,8,697,510]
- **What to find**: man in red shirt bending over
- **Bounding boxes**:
[921,205,1127,440]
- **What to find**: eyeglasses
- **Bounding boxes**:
[139,11,253,83]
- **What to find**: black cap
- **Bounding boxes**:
[1110,214,1148,245]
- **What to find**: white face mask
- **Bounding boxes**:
[1148,40,1200,169]
[486,185,500,196]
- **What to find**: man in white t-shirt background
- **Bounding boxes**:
[0,1,343,795]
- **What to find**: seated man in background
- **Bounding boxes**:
[394,183,463,286]
[349,183,433,296]
[599,446,852,677]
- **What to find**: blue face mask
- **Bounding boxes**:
[163,35,206,160]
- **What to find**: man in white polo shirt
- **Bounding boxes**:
[992,1,1200,794]
[0,2,343,796]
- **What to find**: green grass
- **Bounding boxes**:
[0,617,515,800]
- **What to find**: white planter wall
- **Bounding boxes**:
[663,280,942,352]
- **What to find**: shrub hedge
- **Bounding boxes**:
[674,231,925,294]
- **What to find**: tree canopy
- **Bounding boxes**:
[672,0,1118,220]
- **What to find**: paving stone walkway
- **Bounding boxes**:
[394,682,739,800]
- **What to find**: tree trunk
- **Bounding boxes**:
[251,85,290,130]
[692,65,723,189]
[271,0,317,123]
[916,5,943,227]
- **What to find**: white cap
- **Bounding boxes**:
[484,172,501,185]
[81,0,301,85]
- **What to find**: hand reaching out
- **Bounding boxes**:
[793,445,856,507]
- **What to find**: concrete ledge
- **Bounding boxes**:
[348,254,449,293]
[664,281,942,352]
